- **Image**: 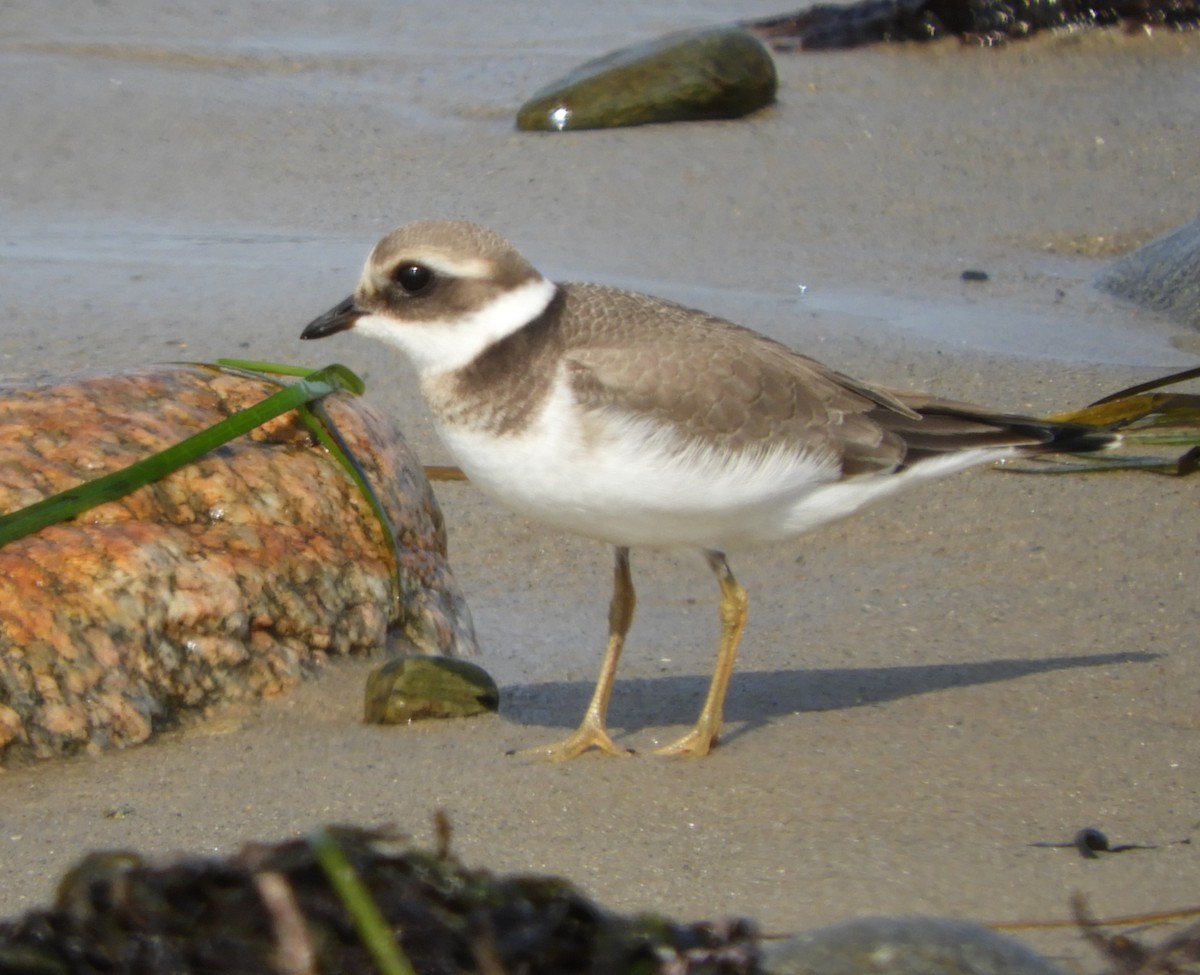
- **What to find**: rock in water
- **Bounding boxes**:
[0,365,477,765]
[1095,217,1200,332]
[364,656,499,723]
[516,26,777,131]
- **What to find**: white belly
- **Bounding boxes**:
[431,375,1011,551]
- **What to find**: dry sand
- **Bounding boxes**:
[1,1,1198,967]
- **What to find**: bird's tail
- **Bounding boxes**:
[885,364,1200,468]
[1020,421,1118,455]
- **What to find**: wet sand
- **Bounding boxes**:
[2,1,1198,966]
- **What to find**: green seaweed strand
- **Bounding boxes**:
[0,363,362,549]
[216,359,402,592]
[309,828,418,975]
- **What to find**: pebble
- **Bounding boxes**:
[364,655,499,723]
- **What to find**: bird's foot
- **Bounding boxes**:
[652,723,719,758]
[516,720,634,762]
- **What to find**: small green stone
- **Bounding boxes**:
[517,26,777,132]
[364,656,499,724]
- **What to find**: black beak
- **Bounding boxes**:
[301,295,362,340]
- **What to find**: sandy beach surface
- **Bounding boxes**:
[2,1,1198,967]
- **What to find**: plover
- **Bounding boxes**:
[301,220,1113,760]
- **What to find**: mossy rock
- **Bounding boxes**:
[517,26,777,131]
[364,655,499,723]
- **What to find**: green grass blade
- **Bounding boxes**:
[1087,363,1200,406]
[0,364,361,549]
[1000,447,1199,476]
[294,401,402,589]
[213,359,366,396]
[309,829,417,975]
[216,358,320,378]
[1035,369,1200,474]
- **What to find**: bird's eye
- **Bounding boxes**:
[394,263,433,294]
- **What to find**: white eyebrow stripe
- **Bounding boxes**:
[425,254,493,278]
[368,246,496,280]
[364,254,495,294]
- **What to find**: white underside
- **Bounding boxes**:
[432,365,1013,551]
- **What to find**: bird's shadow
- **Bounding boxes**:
[501,651,1158,744]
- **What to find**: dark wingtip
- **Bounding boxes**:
[301,295,361,340]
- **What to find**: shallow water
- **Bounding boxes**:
[3,215,1189,387]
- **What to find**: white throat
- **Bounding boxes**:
[356,276,557,376]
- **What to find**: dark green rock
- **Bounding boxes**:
[517,26,777,132]
[1096,217,1200,332]
[364,655,499,723]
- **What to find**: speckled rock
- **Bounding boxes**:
[1096,217,1200,331]
[759,917,1068,975]
[364,655,499,723]
[517,26,776,131]
[0,365,477,765]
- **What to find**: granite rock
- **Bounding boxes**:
[0,365,477,765]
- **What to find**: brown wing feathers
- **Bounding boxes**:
[555,283,1115,474]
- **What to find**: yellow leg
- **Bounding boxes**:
[521,547,636,761]
[654,551,748,757]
